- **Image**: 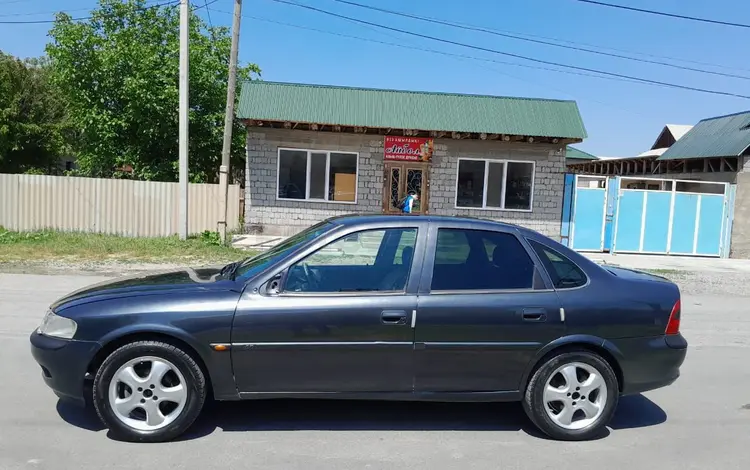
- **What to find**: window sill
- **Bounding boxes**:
[453,205,533,213]
[276,197,359,205]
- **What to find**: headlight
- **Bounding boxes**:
[37,310,78,339]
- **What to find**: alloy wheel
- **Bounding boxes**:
[108,356,188,431]
[543,361,608,430]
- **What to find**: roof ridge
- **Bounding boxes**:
[242,80,577,104]
[698,110,750,122]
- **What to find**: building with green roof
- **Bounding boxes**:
[238,81,587,237]
[566,146,598,164]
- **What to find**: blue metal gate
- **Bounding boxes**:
[561,174,736,258]
[612,177,732,257]
[570,176,607,251]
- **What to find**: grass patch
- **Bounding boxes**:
[0,228,252,265]
[641,268,683,276]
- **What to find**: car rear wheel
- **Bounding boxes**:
[523,351,618,441]
[92,340,207,442]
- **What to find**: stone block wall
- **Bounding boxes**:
[729,157,750,258]
[245,128,384,236]
[426,139,565,237]
[245,128,566,238]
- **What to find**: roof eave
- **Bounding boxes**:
[241,118,584,143]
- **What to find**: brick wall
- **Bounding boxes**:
[245,128,566,238]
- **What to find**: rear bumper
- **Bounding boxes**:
[29,331,100,407]
[612,334,687,396]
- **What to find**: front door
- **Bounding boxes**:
[383,162,429,214]
[231,225,427,394]
[414,224,564,393]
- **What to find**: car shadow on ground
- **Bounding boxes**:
[57,393,666,442]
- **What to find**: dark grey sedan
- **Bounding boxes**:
[30,214,687,442]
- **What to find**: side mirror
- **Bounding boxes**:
[265,272,284,296]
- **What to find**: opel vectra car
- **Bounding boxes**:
[30,215,687,442]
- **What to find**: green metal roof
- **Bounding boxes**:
[566,146,597,160]
[659,111,750,160]
[237,81,587,139]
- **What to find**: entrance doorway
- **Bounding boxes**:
[383,162,429,214]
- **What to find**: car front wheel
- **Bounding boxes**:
[523,350,619,441]
[92,340,207,442]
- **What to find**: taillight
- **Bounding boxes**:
[665,299,681,335]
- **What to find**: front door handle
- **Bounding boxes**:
[381,310,407,325]
[521,308,547,322]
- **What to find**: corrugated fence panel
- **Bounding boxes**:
[228,184,240,231]
[0,173,240,237]
[0,174,20,230]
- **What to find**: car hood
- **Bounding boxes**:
[51,267,239,311]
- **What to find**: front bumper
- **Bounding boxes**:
[29,331,101,407]
[615,333,688,396]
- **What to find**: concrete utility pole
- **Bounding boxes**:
[178,0,190,240]
[218,0,243,244]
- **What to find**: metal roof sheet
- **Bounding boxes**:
[237,81,588,139]
[666,124,693,141]
[566,146,598,160]
[659,111,750,160]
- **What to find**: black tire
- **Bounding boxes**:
[92,340,207,443]
[523,350,619,441]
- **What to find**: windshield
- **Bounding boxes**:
[233,221,335,280]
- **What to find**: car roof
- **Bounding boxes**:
[327,213,529,233]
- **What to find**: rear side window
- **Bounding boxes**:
[528,240,587,289]
[431,228,535,291]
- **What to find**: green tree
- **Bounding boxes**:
[0,52,71,174]
[47,0,260,182]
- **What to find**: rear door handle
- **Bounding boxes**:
[521,308,547,322]
[381,310,407,325]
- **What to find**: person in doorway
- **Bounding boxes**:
[400,192,418,214]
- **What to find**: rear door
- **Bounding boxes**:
[413,222,564,393]
[231,222,426,394]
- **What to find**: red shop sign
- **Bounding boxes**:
[384,136,434,162]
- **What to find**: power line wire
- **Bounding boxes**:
[0,0,171,18]
[0,0,216,25]
[268,0,750,100]
[195,0,221,12]
[0,16,90,24]
[572,0,750,29]
[229,11,640,84]
[327,3,748,73]
[331,0,750,81]
[0,8,93,18]
[203,0,215,29]
[504,29,750,73]
[212,10,653,119]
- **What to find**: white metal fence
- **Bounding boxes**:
[0,174,241,237]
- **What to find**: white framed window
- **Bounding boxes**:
[277,148,359,204]
[454,158,535,211]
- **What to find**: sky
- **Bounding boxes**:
[2,0,749,157]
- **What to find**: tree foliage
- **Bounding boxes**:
[47,0,260,182]
[0,52,71,174]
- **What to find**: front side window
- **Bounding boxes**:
[528,239,588,289]
[431,228,535,291]
[285,228,418,293]
[455,159,534,210]
[277,149,358,203]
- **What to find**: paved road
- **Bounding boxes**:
[1,273,748,470]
